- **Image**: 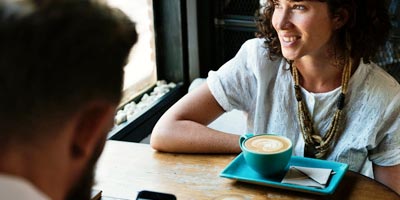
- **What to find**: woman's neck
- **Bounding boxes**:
[293,57,349,93]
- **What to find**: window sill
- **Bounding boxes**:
[107,82,185,142]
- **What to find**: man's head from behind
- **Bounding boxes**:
[0,0,137,199]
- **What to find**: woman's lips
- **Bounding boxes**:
[279,35,300,47]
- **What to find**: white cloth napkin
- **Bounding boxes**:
[281,166,334,188]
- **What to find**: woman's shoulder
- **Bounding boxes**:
[239,38,282,65]
[242,37,266,46]
[239,38,268,54]
[240,38,284,76]
[362,61,400,90]
[355,60,400,105]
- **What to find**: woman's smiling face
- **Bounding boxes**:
[272,0,337,61]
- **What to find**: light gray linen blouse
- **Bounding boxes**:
[207,38,400,177]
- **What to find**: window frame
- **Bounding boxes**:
[108,0,190,142]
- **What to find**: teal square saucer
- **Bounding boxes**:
[220,153,348,195]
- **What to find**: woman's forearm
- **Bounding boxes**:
[150,119,241,153]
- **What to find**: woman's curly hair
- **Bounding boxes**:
[256,0,391,62]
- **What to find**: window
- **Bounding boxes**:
[104,0,188,141]
[105,0,157,106]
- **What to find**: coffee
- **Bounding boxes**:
[244,135,290,154]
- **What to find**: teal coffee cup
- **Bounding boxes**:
[239,133,293,177]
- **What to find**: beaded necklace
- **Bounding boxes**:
[290,58,352,159]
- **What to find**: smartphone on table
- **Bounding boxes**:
[136,190,176,200]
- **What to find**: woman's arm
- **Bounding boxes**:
[150,82,241,153]
[373,163,400,194]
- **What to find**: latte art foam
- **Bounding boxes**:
[244,135,290,154]
[253,138,283,152]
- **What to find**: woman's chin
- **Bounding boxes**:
[282,54,297,61]
[281,50,299,61]
[283,51,306,61]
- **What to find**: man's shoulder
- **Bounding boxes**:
[0,174,50,200]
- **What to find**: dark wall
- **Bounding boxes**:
[378,0,400,82]
[197,0,259,77]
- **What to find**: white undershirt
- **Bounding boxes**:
[0,174,50,200]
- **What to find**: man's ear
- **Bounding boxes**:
[332,8,349,30]
[70,101,116,161]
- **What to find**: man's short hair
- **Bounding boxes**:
[0,0,137,140]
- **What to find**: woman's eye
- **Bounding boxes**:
[273,3,282,9]
[292,5,306,10]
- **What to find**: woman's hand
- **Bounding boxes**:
[373,163,400,195]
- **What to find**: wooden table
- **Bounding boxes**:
[94,141,399,200]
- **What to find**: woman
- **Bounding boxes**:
[151,0,400,193]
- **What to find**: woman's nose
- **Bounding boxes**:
[274,9,292,30]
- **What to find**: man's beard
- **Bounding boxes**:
[65,139,105,200]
